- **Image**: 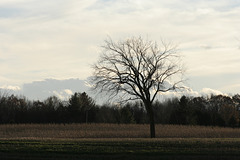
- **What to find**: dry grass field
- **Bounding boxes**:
[0,123,240,139]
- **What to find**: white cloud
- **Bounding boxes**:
[51,89,74,100]
[50,89,73,100]
[156,86,227,102]
[0,85,21,91]
[52,91,65,100]
[84,80,94,88]
[0,0,239,95]
[200,88,227,98]
[64,89,73,95]
[52,89,74,100]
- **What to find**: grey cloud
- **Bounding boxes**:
[22,78,91,100]
[20,78,110,104]
[0,77,234,105]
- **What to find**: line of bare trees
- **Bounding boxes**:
[0,92,240,127]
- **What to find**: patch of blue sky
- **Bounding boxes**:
[0,7,24,18]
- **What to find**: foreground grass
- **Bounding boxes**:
[1,124,240,159]
[0,138,240,160]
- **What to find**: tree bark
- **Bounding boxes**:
[149,107,156,138]
[145,101,156,138]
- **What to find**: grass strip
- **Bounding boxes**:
[0,138,240,159]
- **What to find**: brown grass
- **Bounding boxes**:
[0,123,240,139]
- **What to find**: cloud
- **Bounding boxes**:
[200,88,227,98]
[52,89,73,100]
[0,77,232,105]
[21,78,91,100]
[0,85,21,91]
[64,89,73,95]
[0,0,240,96]
[200,45,213,50]
[157,86,227,102]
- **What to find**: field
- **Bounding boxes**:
[1,124,240,159]
[1,123,240,139]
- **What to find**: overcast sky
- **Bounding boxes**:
[0,0,240,100]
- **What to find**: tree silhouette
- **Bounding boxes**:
[92,36,184,138]
[68,92,95,123]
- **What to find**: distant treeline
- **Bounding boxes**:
[0,91,240,127]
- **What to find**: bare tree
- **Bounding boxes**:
[92,36,184,138]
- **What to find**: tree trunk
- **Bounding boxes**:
[149,107,156,138]
[86,110,88,124]
[145,101,156,138]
